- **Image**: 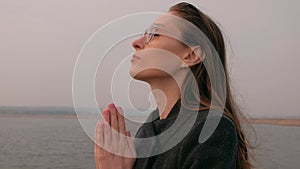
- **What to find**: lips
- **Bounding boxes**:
[131,54,141,60]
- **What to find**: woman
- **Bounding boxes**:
[94,2,254,169]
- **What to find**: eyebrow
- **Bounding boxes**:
[150,23,181,40]
[152,23,167,28]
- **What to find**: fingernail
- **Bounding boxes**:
[108,103,115,109]
[116,107,122,115]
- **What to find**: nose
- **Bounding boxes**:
[132,36,146,51]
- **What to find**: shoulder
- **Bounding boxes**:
[184,109,237,141]
[178,110,238,168]
[195,109,236,137]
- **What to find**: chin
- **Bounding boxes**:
[129,68,170,82]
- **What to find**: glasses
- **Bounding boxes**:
[142,24,159,44]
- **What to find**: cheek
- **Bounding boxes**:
[155,39,186,59]
[129,48,183,79]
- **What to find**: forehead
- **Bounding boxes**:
[151,13,182,36]
[153,13,178,28]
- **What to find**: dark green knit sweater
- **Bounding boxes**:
[133,101,238,169]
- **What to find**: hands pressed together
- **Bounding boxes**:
[94,103,136,169]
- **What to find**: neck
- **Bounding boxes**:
[148,71,186,119]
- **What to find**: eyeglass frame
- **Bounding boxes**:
[142,24,161,44]
[142,23,186,46]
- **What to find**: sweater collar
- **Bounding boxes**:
[152,99,182,122]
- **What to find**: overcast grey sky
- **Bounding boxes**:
[1,0,300,118]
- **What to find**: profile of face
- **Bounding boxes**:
[129,12,201,83]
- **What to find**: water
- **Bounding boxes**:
[0,116,299,169]
[0,117,95,169]
[249,124,300,169]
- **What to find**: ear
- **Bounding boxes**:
[182,46,205,67]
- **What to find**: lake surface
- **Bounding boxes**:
[0,116,299,169]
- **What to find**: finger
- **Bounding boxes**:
[109,103,121,154]
[95,121,104,147]
[125,135,137,158]
[108,103,119,132]
[94,121,104,168]
[94,121,100,155]
[103,121,112,150]
[116,107,126,135]
[126,131,131,137]
[102,108,111,125]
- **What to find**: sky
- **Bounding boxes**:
[1,0,300,118]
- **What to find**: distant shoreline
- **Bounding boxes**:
[246,118,300,126]
[1,114,300,126]
[0,114,79,119]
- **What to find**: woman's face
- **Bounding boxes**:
[129,12,189,82]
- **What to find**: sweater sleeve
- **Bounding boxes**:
[179,116,238,169]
